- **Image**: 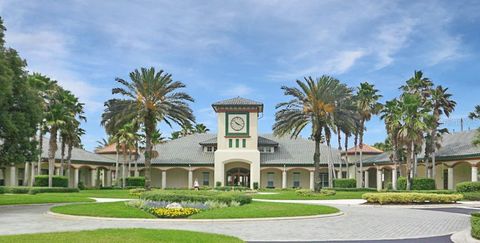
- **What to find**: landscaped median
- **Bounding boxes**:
[472,212,480,239]
[0,228,243,243]
[50,189,340,219]
[362,192,463,205]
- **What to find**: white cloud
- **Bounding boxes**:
[223,84,254,97]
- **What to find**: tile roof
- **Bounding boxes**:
[139,133,342,165]
[41,137,115,164]
[95,143,137,154]
[199,136,279,147]
[212,97,263,106]
[344,144,383,155]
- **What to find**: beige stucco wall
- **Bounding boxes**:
[260,168,282,188]
[286,169,310,189]
[454,162,471,186]
[166,168,188,188]
[193,168,214,187]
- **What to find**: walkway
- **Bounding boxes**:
[0,199,472,242]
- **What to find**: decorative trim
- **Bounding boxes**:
[225,112,250,137]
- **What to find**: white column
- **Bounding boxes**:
[250,162,260,189]
[73,168,79,188]
[392,167,397,190]
[448,167,454,190]
[106,169,112,187]
[376,168,382,191]
[214,161,224,187]
[188,169,193,189]
[427,168,432,178]
[364,170,369,188]
[24,162,30,186]
[472,166,478,182]
[9,165,16,186]
[309,171,314,191]
[282,170,287,189]
[91,168,97,187]
[162,170,167,189]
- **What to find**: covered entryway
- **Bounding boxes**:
[225,161,250,187]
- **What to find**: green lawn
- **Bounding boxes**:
[51,201,339,219]
[252,190,369,200]
[0,228,243,243]
[0,189,137,206]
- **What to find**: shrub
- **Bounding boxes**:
[125,177,145,187]
[141,190,252,205]
[77,182,85,190]
[149,207,200,218]
[396,177,436,190]
[320,189,336,196]
[472,213,480,239]
[253,182,259,190]
[215,186,250,191]
[129,188,146,197]
[323,187,377,192]
[28,187,79,194]
[457,182,480,193]
[389,189,455,194]
[4,187,30,194]
[295,189,336,196]
[0,186,4,194]
[333,179,356,188]
[362,192,463,205]
[463,192,480,201]
[34,175,68,187]
[215,181,222,187]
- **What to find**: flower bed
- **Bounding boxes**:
[295,189,336,197]
[362,192,463,205]
[149,208,200,218]
[140,190,252,205]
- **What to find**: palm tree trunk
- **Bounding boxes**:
[314,138,321,192]
[344,133,350,179]
[67,144,72,187]
[48,127,58,188]
[432,151,436,180]
[359,120,365,188]
[128,150,132,177]
[115,145,119,186]
[144,116,155,190]
[122,145,127,188]
[134,141,139,177]
[337,128,342,178]
[37,126,43,176]
[406,141,414,191]
[60,137,65,176]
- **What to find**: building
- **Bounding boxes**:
[1,97,480,191]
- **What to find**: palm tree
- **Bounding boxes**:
[380,99,402,190]
[114,123,137,188]
[273,76,347,191]
[194,123,210,133]
[102,67,195,189]
[427,85,456,179]
[398,93,431,190]
[95,138,109,150]
[469,105,480,145]
[65,125,84,186]
[355,82,382,188]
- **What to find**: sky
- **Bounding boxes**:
[1,0,480,152]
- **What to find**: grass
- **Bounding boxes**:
[189,201,339,219]
[51,201,155,218]
[252,190,369,200]
[51,201,339,219]
[0,189,137,206]
[0,228,243,243]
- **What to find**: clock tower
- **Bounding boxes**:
[212,97,263,188]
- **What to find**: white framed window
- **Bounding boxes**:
[267,172,274,188]
[293,172,300,188]
[259,147,274,153]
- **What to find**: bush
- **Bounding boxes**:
[129,188,146,197]
[323,187,377,192]
[141,190,252,205]
[0,186,78,194]
[34,175,68,187]
[320,189,336,196]
[77,182,85,190]
[215,181,222,187]
[457,182,480,193]
[463,192,480,201]
[215,186,250,191]
[295,189,336,196]
[396,177,436,190]
[253,182,259,190]
[389,189,455,194]
[472,213,480,239]
[362,192,463,205]
[333,179,356,188]
[125,177,145,187]
[0,186,4,194]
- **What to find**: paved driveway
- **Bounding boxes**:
[0,200,471,242]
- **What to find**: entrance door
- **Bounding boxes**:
[226,168,250,187]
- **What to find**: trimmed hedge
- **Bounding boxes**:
[472,212,480,239]
[333,179,356,188]
[141,190,252,205]
[457,182,480,193]
[463,192,480,201]
[397,177,436,190]
[0,186,4,194]
[34,175,68,187]
[126,177,145,187]
[388,189,456,194]
[362,192,463,205]
[323,187,377,192]
[215,186,250,191]
[0,186,79,194]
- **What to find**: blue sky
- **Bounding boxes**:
[1,0,480,151]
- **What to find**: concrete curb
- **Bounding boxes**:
[451,228,480,243]
[47,210,344,222]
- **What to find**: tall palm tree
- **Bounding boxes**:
[102,67,195,189]
[355,82,382,188]
[381,99,402,190]
[273,76,347,191]
[427,86,456,179]
[95,138,109,150]
[194,123,210,133]
[65,125,84,186]
[398,93,431,190]
[114,123,137,188]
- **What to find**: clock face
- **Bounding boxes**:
[230,116,245,131]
